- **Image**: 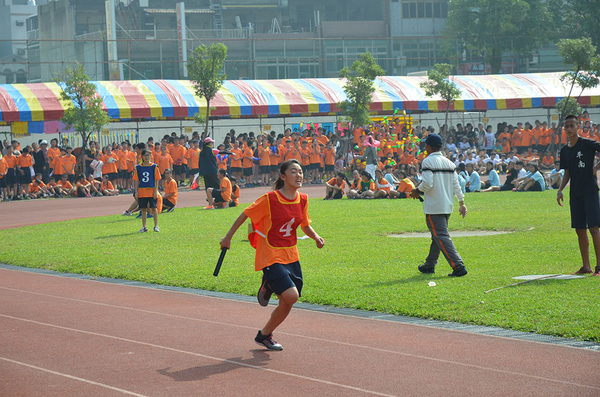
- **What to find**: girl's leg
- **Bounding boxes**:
[261,287,299,336]
[141,208,147,228]
[152,207,159,228]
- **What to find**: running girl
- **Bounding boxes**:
[220,159,325,350]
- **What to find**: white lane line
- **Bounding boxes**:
[1,314,396,397]
[1,287,599,391]
[0,357,148,397]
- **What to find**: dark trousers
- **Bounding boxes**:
[424,214,465,270]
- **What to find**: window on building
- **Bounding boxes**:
[402,1,448,19]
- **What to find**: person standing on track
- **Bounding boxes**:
[220,159,325,350]
[410,133,468,277]
[557,115,600,276]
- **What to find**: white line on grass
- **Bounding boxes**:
[0,357,148,397]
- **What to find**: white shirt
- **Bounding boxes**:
[418,151,464,215]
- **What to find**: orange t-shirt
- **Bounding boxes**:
[269,146,280,167]
[259,147,271,167]
[101,180,115,191]
[244,191,311,271]
[127,151,137,172]
[326,177,346,192]
[512,129,523,147]
[309,146,321,164]
[29,181,45,193]
[323,148,335,166]
[186,148,201,169]
[17,154,33,168]
[542,155,554,166]
[169,145,186,165]
[163,178,178,205]
[0,157,6,177]
[117,149,129,170]
[61,154,77,174]
[520,129,531,147]
[152,149,161,165]
[230,148,243,168]
[300,147,311,166]
[56,180,73,190]
[4,154,17,168]
[219,176,232,202]
[243,147,254,169]
[216,154,229,170]
[48,147,61,169]
[102,153,119,174]
[502,141,511,153]
[231,184,240,206]
[157,153,174,174]
[398,177,415,193]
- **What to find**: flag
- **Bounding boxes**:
[190,173,199,190]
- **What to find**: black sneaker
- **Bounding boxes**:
[418,264,435,274]
[257,275,273,307]
[448,266,468,277]
[255,330,283,351]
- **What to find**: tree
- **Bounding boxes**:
[550,38,600,150]
[443,0,552,74]
[338,52,384,129]
[57,62,110,170]
[419,64,461,141]
[548,0,600,50]
[188,43,227,137]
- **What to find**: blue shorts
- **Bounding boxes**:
[262,261,303,297]
[570,193,600,229]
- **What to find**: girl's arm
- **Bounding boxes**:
[301,225,324,249]
[220,212,249,249]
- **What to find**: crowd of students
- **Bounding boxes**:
[0,110,596,204]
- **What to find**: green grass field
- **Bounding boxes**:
[1,187,598,341]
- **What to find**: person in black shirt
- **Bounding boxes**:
[557,115,600,276]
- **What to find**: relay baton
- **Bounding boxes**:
[213,247,228,277]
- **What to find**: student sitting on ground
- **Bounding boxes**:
[161,168,177,212]
[514,163,545,192]
[29,173,49,199]
[325,172,346,200]
[480,162,501,190]
[87,174,101,196]
[205,168,232,209]
[374,169,395,198]
[347,171,375,199]
[465,162,481,192]
[396,170,415,198]
[547,161,563,189]
[101,174,118,196]
[75,174,92,197]
[55,173,75,197]
[229,176,240,207]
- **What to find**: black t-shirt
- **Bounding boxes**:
[560,137,600,199]
[503,168,518,186]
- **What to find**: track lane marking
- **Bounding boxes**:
[1,314,396,397]
[0,357,148,396]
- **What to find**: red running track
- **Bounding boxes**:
[0,267,599,397]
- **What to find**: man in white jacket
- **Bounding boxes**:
[411,133,468,277]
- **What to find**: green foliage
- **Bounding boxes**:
[188,43,228,136]
[1,190,598,342]
[420,64,461,138]
[56,63,110,152]
[338,52,385,129]
[444,0,552,74]
[554,97,581,120]
[549,0,600,50]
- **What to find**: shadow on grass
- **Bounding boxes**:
[156,350,271,381]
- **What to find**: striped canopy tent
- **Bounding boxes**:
[0,72,599,130]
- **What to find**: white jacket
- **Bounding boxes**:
[418,151,464,214]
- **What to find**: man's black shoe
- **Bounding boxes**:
[418,264,435,274]
[448,267,468,277]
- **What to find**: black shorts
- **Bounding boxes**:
[0,177,6,188]
[270,164,278,173]
[173,164,184,176]
[327,190,343,199]
[500,182,513,191]
[67,174,75,184]
[6,169,17,185]
[325,164,334,172]
[203,174,219,190]
[212,189,225,203]
[76,187,87,197]
[260,165,270,174]
[119,170,130,179]
[163,198,175,208]
[243,167,253,177]
[19,170,32,185]
[230,167,241,174]
[107,172,118,181]
[309,163,320,170]
[302,166,308,175]
[529,181,543,192]
[570,193,600,229]
[138,197,157,209]
[190,168,200,176]
[262,261,303,296]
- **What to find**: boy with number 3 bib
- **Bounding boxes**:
[220,159,325,350]
[133,149,161,233]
